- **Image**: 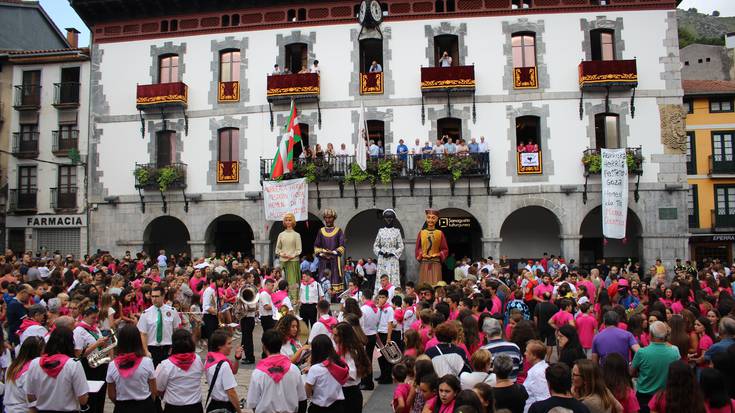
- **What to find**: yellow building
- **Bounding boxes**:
[685,80,735,263]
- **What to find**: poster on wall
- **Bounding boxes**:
[263,178,309,221]
[601,148,628,239]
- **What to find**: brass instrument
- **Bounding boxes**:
[87,331,117,368]
[232,286,258,320]
[376,337,402,364]
[273,304,290,321]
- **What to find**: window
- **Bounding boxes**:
[156,131,175,168]
[367,120,386,148]
[435,0,455,12]
[232,14,240,26]
[706,57,711,62]
[297,8,306,21]
[685,61,690,66]
[57,165,76,209]
[218,128,239,163]
[18,166,37,193]
[712,131,735,173]
[170,20,178,31]
[594,113,620,149]
[689,185,699,228]
[21,70,41,106]
[18,124,38,153]
[221,15,230,27]
[437,117,461,142]
[590,29,615,61]
[516,116,540,151]
[359,39,383,73]
[285,43,308,74]
[220,50,240,82]
[715,185,735,223]
[58,124,77,151]
[683,99,693,114]
[698,59,703,64]
[159,54,179,83]
[710,98,734,113]
[296,123,309,158]
[512,33,536,68]
[512,0,532,9]
[161,20,169,32]
[686,132,697,175]
[434,34,459,67]
[58,66,81,104]
[287,9,296,21]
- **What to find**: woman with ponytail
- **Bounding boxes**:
[4,336,44,413]
[333,322,371,413]
[105,324,156,412]
[156,329,203,413]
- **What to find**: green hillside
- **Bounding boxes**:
[677,8,735,48]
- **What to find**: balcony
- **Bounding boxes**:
[136,82,188,109]
[134,163,187,191]
[218,81,240,102]
[578,60,638,90]
[53,82,81,108]
[12,132,39,159]
[517,151,543,175]
[709,155,735,176]
[712,209,735,231]
[513,66,538,89]
[360,72,384,95]
[51,187,78,210]
[260,153,490,182]
[582,147,644,176]
[8,189,37,213]
[217,161,239,183]
[420,66,475,94]
[13,85,41,110]
[52,130,79,156]
[266,73,320,103]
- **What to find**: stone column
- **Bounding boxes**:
[482,237,502,259]
[188,240,206,259]
[403,240,419,284]
[641,233,689,272]
[253,239,272,266]
[560,234,583,263]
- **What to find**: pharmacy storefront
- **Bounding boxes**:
[6,214,87,258]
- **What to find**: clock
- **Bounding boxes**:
[358,0,367,25]
[370,0,383,24]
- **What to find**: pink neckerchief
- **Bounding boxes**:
[40,354,70,378]
[113,353,144,378]
[77,321,100,336]
[301,276,314,286]
[18,319,41,336]
[438,398,456,413]
[348,287,359,297]
[323,358,350,385]
[381,283,393,291]
[394,308,405,323]
[205,351,235,371]
[271,290,288,308]
[256,354,292,383]
[168,352,196,371]
[14,361,31,380]
[320,315,338,333]
[364,300,378,313]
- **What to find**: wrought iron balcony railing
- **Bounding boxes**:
[12,132,39,158]
[51,187,78,210]
[52,130,79,156]
[8,188,38,212]
[13,84,41,110]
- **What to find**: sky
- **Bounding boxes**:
[34,0,735,48]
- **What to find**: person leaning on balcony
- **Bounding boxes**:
[526,140,539,153]
[272,64,282,75]
[369,140,380,158]
[456,139,469,155]
[517,141,527,153]
[337,143,349,156]
[478,136,488,152]
[422,141,434,158]
[445,137,457,154]
[314,144,324,158]
[396,139,408,161]
[326,143,336,159]
[439,51,453,67]
[468,138,479,153]
[310,60,321,74]
[435,139,445,157]
[369,60,383,73]
[411,138,422,154]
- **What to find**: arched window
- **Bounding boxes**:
[170,19,178,31]
[231,14,240,26]
[434,34,459,67]
[160,20,169,32]
[287,9,297,22]
[435,0,445,12]
[221,14,230,27]
[511,32,536,68]
[158,54,179,83]
[219,49,240,82]
[297,8,307,21]
[446,0,456,12]
[285,43,308,73]
[594,113,620,149]
[591,29,615,61]
[512,0,532,9]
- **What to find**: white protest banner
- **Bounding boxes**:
[601,148,628,239]
[263,178,309,221]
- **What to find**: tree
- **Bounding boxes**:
[713,10,721,17]
[678,27,696,48]
[687,7,698,13]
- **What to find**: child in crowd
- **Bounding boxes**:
[392,363,411,413]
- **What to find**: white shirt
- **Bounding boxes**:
[280,340,302,358]
[305,363,345,407]
[258,291,273,316]
[360,305,380,336]
[201,286,218,313]
[299,281,322,304]
[205,360,237,402]
[137,304,181,346]
[523,360,550,413]
[343,353,360,387]
[246,363,305,412]
[377,306,395,334]
[273,296,294,321]
[478,139,488,152]
[155,357,204,406]
[26,357,89,412]
[310,64,321,74]
[105,357,155,401]
[402,307,417,333]
[378,285,396,302]
[4,367,33,413]
[459,371,496,390]
[19,324,48,347]
[73,325,100,351]
[308,315,334,343]
[337,147,349,156]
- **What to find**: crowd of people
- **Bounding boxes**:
[1,245,735,413]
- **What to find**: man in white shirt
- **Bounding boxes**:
[17,304,48,351]
[299,272,322,329]
[310,60,321,74]
[478,136,488,152]
[375,288,395,385]
[337,143,349,156]
[201,274,223,341]
[307,300,335,343]
[258,278,275,359]
[523,340,550,413]
[137,286,181,367]
[359,289,379,391]
[247,330,306,413]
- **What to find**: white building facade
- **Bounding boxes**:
[73,0,687,279]
[5,47,90,257]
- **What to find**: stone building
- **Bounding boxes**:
[70,0,688,281]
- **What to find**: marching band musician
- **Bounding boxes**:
[271,280,293,320]
[299,272,322,328]
[359,289,380,391]
[276,314,310,364]
[201,274,223,342]
[105,325,157,412]
[375,289,396,385]
[156,329,205,413]
[308,300,337,343]
[239,272,257,365]
[340,279,363,306]
[74,304,109,413]
[137,286,181,367]
[204,329,243,413]
[16,304,48,351]
[258,278,275,360]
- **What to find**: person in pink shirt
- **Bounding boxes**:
[548,299,575,331]
[575,302,598,356]
[691,316,716,369]
[188,268,205,295]
[392,364,411,413]
[577,271,597,304]
[534,274,554,302]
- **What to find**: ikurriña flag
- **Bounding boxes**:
[270,100,303,179]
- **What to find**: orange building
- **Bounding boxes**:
[685,80,735,263]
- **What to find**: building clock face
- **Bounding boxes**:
[358,0,367,25]
[370,0,383,24]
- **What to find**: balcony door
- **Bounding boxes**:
[59,67,80,104]
[58,165,77,209]
[18,166,37,209]
[715,185,735,227]
[437,117,461,142]
[156,131,176,168]
[712,131,734,173]
[158,54,180,83]
[594,113,620,149]
[21,70,41,106]
[285,43,308,74]
[591,29,615,61]
[434,35,458,67]
[359,39,383,73]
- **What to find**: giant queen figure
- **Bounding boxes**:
[415,208,448,285]
[313,208,346,295]
[373,209,403,293]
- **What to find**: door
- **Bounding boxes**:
[156,131,175,168]
[8,229,25,255]
[58,166,77,209]
[21,70,41,106]
[712,132,735,173]
[17,166,37,209]
[59,67,81,104]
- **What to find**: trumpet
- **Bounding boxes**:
[87,331,117,368]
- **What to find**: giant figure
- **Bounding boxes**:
[275,212,302,303]
[416,208,448,285]
[314,208,346,295]
[373,209,403,293]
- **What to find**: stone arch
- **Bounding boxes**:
[204,214,254,257]
[143,215,191,257]
[345,209,405,263]
[500,206,562,260]
[268,212,324,262]
[436,208,483,260]
[579,206,643,267]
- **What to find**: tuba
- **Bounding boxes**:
[376,336,402,364]
[232,286,258,320]
[87,331,117,368]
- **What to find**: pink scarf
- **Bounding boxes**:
[205,351,234,371]
[364,300,378,313]
[40,354,70,378]
[169,352,196,371]
[271,290,288,308]
[323,359,350,385]
[14,361,31,380]
[113,353,144,378]
[256,354,292,383]
[77,321,99,336]
[18,319,41,336]
[301,276,314,286]
[320,315,338,333]
[394,308,405,324]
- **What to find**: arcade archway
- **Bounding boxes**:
[205,215,254,257]
[579,206,642,268]
[345,209,405,263]
[436,208,483,260]
[268,213,324,263]
[143,216,191,257]
[500,206,561,261]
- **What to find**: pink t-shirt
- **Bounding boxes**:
[550,310,574,328]
[393,382,411,408]
[707,400,735,413]
[534,283,554,298]
[578,280,596,303]
[425,337,439,351]
[617,387,640,413]
[575,313,598,349]
[671,301,684,314]
[490,296,502,315]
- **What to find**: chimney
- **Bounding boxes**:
[65,28,80,48]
